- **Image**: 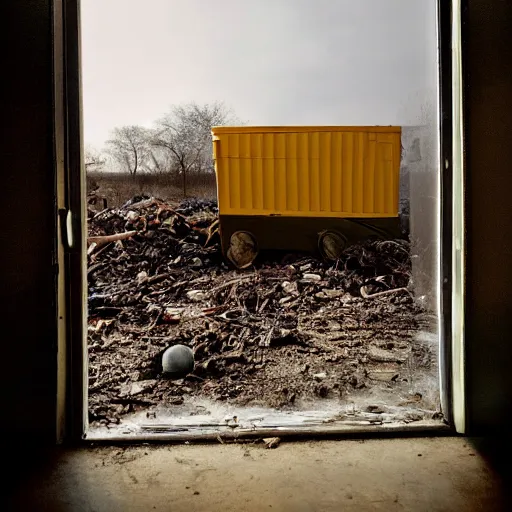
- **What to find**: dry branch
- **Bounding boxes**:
[360,286,410,299]
[87,230,137,248]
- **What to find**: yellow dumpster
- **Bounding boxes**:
[211,126,403,267]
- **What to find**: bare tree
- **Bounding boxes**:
[141,144,173,176]
[106,125,151,176]
[151,102,240,197]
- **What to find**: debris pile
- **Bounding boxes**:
[87,197,434,427]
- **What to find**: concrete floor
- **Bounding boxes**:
[6,437,507,511]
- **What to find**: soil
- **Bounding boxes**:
[87,196,437,429]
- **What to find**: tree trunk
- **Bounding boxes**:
[182,168,187,198]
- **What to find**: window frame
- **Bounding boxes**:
[56,0,463,442]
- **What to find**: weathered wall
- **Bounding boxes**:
[0,0,57,441]
[464,0,512,434]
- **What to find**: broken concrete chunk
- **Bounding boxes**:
[367,370,399,382]
[315,289,345,300]
[136,271,148,285]
[282,280,299,296]
[368,346,408,363]
[119,379,157,397]
[303,273,322,282]
[186,290,207,302]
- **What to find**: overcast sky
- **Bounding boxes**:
[81,0,438,149]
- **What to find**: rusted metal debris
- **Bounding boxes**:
[87,196,434,428]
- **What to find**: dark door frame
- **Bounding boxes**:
[58,0,459,441]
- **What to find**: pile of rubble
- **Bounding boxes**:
[87,197,434,427]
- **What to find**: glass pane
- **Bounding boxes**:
[82,0,442,438]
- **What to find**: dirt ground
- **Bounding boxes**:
[87,196,439,430]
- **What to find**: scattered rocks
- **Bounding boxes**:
[86,196,433,426]
[119,380,157,397]
[302,273,322,282]
[186,290,208,302]
[368,346,409,363]
[367,370,400,382]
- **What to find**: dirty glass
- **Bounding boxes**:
[82,0,442,439]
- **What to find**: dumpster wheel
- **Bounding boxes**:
[227,231,258,269]
[318,230,347,261]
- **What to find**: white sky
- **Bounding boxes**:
[81,0,438,149]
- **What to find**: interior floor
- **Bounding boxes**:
[7,438,505,511]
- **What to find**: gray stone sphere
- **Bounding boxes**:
[162,344,194,378]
